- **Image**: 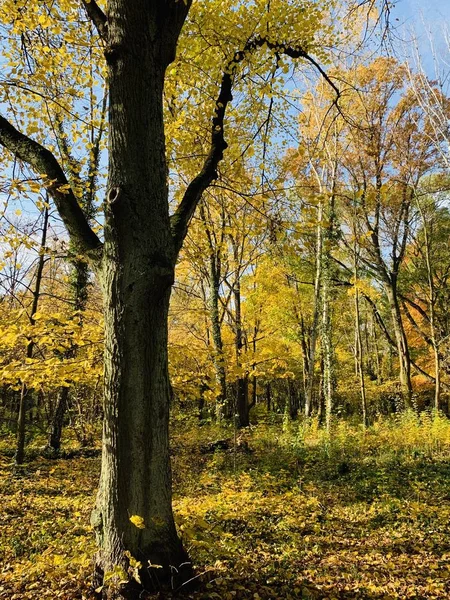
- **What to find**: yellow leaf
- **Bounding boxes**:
[130,514,145,529]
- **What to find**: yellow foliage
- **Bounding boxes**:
[129,515,145,529]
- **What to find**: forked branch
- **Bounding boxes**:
[170,35,340,253]
[0,114,103,262]
[81,0,108,41]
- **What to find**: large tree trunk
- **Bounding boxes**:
[91,2,191,593]
[92,276,188,589]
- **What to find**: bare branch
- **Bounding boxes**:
[0,114,103,262]
[399,292,431,324]
[170,35,340,253]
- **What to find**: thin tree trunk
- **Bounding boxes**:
[321,243,333,432]
[15,206,48,465]
[47,387,69,452]
[371,314,382,383]
[208,254,227,417]
[288,379,298,420]
[353,252,368,428]
[47,259,88,453]
[385,284,413,407]
[199,204,227,417]
[266,382,271,412]
[321,164,337,432]
[230,237,250,428]
[234,276,249,427]
[416,200,440,410]
[15,384,29,465]
[299,312,309,399]
[305,198,323,418]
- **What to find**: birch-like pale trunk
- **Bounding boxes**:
[305,197,323,418]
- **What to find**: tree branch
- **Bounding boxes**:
[170,35,340,254]
[410,359,449,389]
[400,296,433,348]
[361,292,397,349]
[399,292,431,324]
[362,290,448,388]
[81,0,108,41]
[158,0,193,66]
[0,114,103,262]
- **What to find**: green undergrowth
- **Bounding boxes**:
[1,410,449,599]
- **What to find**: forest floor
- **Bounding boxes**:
[0,410,450,599]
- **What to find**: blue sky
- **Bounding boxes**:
[392,0,450,47]
[390,0,450,74]
[394,0,450,22]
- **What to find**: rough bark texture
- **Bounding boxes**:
[89,1,192,594]
[0,1,341,594]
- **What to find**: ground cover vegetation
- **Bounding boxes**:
[0,0,450,598]
[1,412,450,599]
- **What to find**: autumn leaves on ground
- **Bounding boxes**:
[1,411,449,600]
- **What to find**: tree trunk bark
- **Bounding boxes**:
[416,200,440,410]
[322,271,333,432]
[288,379,298,420]
[92,268,189,590]
[47,387,69,453]
[236,375,250,428]
[353,237,368,428]
[321,184,336,433]
[208,254,227,418]
[305,198,323,418]
[91,3,190,592]
[266,382,271,412]
[15,384,29,465]
[231,246,250,428]
[15,206,48,465]
[385,284,413,407]
[354,279,368,428]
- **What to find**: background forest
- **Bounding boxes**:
[0,0,450,599]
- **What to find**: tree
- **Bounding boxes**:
[336,58,438,405]
[0,0,361,595]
